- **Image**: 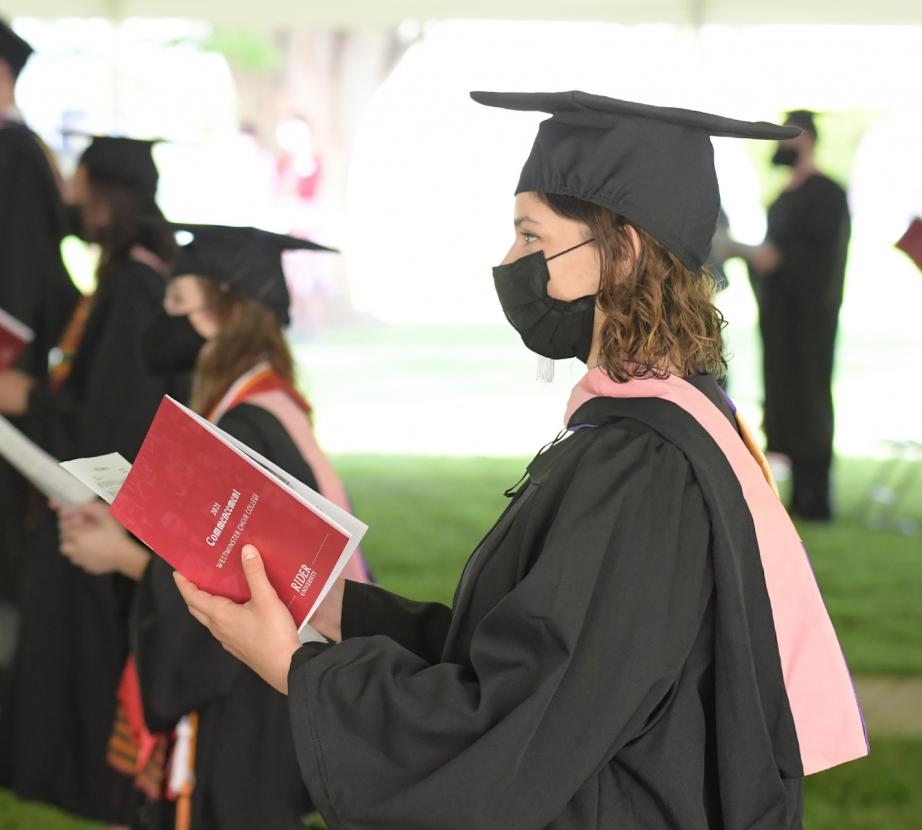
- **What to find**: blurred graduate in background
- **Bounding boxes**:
[0,135,188,825]
[0,19,80,680]
[728,111,850,520]
[57,224,372,829]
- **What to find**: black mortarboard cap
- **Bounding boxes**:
[77,135,160,194]
[784,110,818,139]
[471,90,801,272]
[169,224,338,326]
[0,19,33,78]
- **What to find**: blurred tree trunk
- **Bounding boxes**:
[229,28,405,324]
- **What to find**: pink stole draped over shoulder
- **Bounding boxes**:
[565,368,868,776]
[211,363,370,585]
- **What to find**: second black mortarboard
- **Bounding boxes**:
[471,90,801,272]
[783,110,819,139]
[77,136,160,195]
[169,224,338,326]
[0,19,32,78]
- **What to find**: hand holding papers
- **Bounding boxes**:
[175,545,308,695]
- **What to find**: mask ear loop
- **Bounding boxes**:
[537,237,597,382]
[545,237,596,261]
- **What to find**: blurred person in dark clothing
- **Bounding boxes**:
[0,19,78,379]
[0,135,187,825]
[0,19,80,673]
[728,111,850,521]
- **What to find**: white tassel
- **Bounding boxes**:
[536,356,555,383]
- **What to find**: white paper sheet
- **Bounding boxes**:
[0,416,94,506]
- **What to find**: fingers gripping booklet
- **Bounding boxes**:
[62,396,367,643]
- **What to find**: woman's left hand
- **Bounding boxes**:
[174,545,303,695]
[0,369,35,416]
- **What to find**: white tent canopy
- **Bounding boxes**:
[10,0,922,26]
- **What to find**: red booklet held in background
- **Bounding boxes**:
[896,217,922,273]
[0,307,34,371]
[66,396,367,642]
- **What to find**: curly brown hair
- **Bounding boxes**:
[541,193,727,382]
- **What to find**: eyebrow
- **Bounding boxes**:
[514,215,540,228]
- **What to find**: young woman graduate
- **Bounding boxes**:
[0,136,187,824]
[56,224,373,830]
[174,93,868,830]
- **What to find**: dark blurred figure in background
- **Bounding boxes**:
[0,135,187,826]
[728,111,850,521]
[0,19,80,686]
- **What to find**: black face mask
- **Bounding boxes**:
[492,239,597,363]
[771,145,799,167]
[141,311,207,377]
[62,203,90,242]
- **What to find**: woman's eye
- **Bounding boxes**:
[522,232,538,244]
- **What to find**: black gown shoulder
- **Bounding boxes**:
[287,377,802,830]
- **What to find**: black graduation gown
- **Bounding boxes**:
[758,174,850,514]
[0,118,80,605]
[0,118,79,381]
[0,256,188,824]
[287,376,803,830]
[130,403,313,830]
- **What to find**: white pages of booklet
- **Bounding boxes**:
[0,416,94,506]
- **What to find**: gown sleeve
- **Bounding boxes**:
[131,407,281,729]
[287,424,715,830]
[340,581,452,663]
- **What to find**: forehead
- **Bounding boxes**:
[166,274,206,298]
[514,191,554,223]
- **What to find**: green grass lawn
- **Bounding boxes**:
[338,453,922,678]
[3,453,919,829]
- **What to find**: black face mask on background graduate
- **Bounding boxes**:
[492,239,597,363]
[141,311,207,377]
[62,203,90,242]
[771,145,800,167]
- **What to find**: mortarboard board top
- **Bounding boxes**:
[472,90,801,272]
[66,133,161,194]
[168,223,338,326]
[783,110,819,139]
